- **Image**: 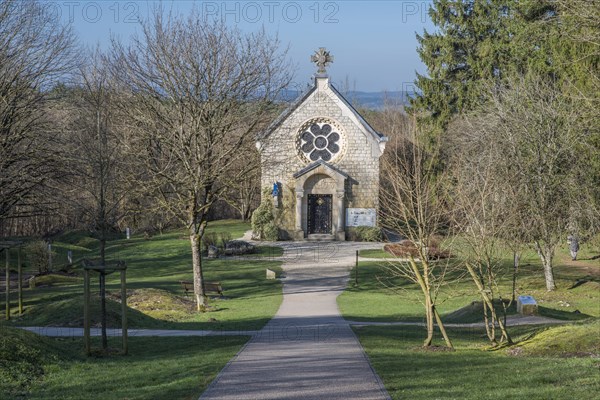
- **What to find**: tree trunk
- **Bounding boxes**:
[99,271,108,350]
[542,250,556,291]
[492,304,512,344]
[409,257,435,347]
[190,233,207,310]
[433,306,453,349]
[100,238,106,264]
[511,252,519,303]
[489,303,498,345]
[482,301,493,343]
[240,204,247,222]
[242,205,251,222]
[537,244,556,291]
[424,296,434,347]
[99,236,108,350]
[465,262,512,345]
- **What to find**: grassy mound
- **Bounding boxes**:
[29,273,82,288]
[443,300,517,324]
[120,288,196,322]
[13,292,164,328]
[512,319,600,357]
[0,326,249,399]
[0,327,70,397]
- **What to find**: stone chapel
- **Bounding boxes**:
[256,48,387,240]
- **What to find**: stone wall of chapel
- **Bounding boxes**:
[259,79,381,235]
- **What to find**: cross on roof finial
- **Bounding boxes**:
[311,47,333,74]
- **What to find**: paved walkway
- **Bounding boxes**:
[200,241,391,400]
[18,326,258,337]
[349,315,565,328]
[19,313,563,339]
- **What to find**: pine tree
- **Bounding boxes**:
[410,0,520,132]
[411,0,598,149]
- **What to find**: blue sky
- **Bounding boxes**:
[46,1,435,92]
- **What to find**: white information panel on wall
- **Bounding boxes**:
[346,208,376,227]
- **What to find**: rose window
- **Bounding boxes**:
[300,123,340,162]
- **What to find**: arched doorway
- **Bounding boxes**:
[305,174,334,235]
[293,161,347,240]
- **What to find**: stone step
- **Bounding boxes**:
[306,234,335,241]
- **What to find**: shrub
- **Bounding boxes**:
[251,193,276,240]
[263,222,280,241]
[24,241,55,274]
[219,232,233,249]
[203,232,219,249]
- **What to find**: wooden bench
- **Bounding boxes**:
[179,281,224,297]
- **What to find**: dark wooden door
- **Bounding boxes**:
[307,194,332,234]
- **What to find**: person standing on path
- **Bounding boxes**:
[567,234,580,261]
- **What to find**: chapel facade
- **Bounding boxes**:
[256,49,387,240]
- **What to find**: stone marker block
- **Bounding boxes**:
[517,295,538,315]
[266,269,276,280]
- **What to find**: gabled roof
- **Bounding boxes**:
[293,160,350,179]
[258,85,317,141]
[258,76,386,143]
[328,84,385,142]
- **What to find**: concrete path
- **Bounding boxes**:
[200,241,391,400]
[18,313,563,339]
[349,315,566,328]
[17,326,258,337]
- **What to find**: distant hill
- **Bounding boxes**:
[344,91,413,110]
[277,89,413,110]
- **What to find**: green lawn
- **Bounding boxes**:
[355,324,600,400]
[358,248,391,258]
[2,220,285,331]
[340,245,600,323]
[1,326,248,400]
[345,241,600,399]
[0,220,282,399]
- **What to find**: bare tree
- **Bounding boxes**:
[455,77,599,291]
[109,9,292,309]
[220,137,262,221]
[42,50,127,350]
[0,0,76,224]
[50,49,130,350]
[67,51,129,262]
[379,117,453,349]
[446,121,513,345]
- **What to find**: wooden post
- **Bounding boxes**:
[47,242,52,272]
[99,271,107,351]
[355,250,359,286]
[83,269,90,356]
[121,269,128,355]
[512,252,519,303]
[18,247,22,315]
[5,248,10,320]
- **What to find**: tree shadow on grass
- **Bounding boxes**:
[537,305,592,321]
[356,325,599,400]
